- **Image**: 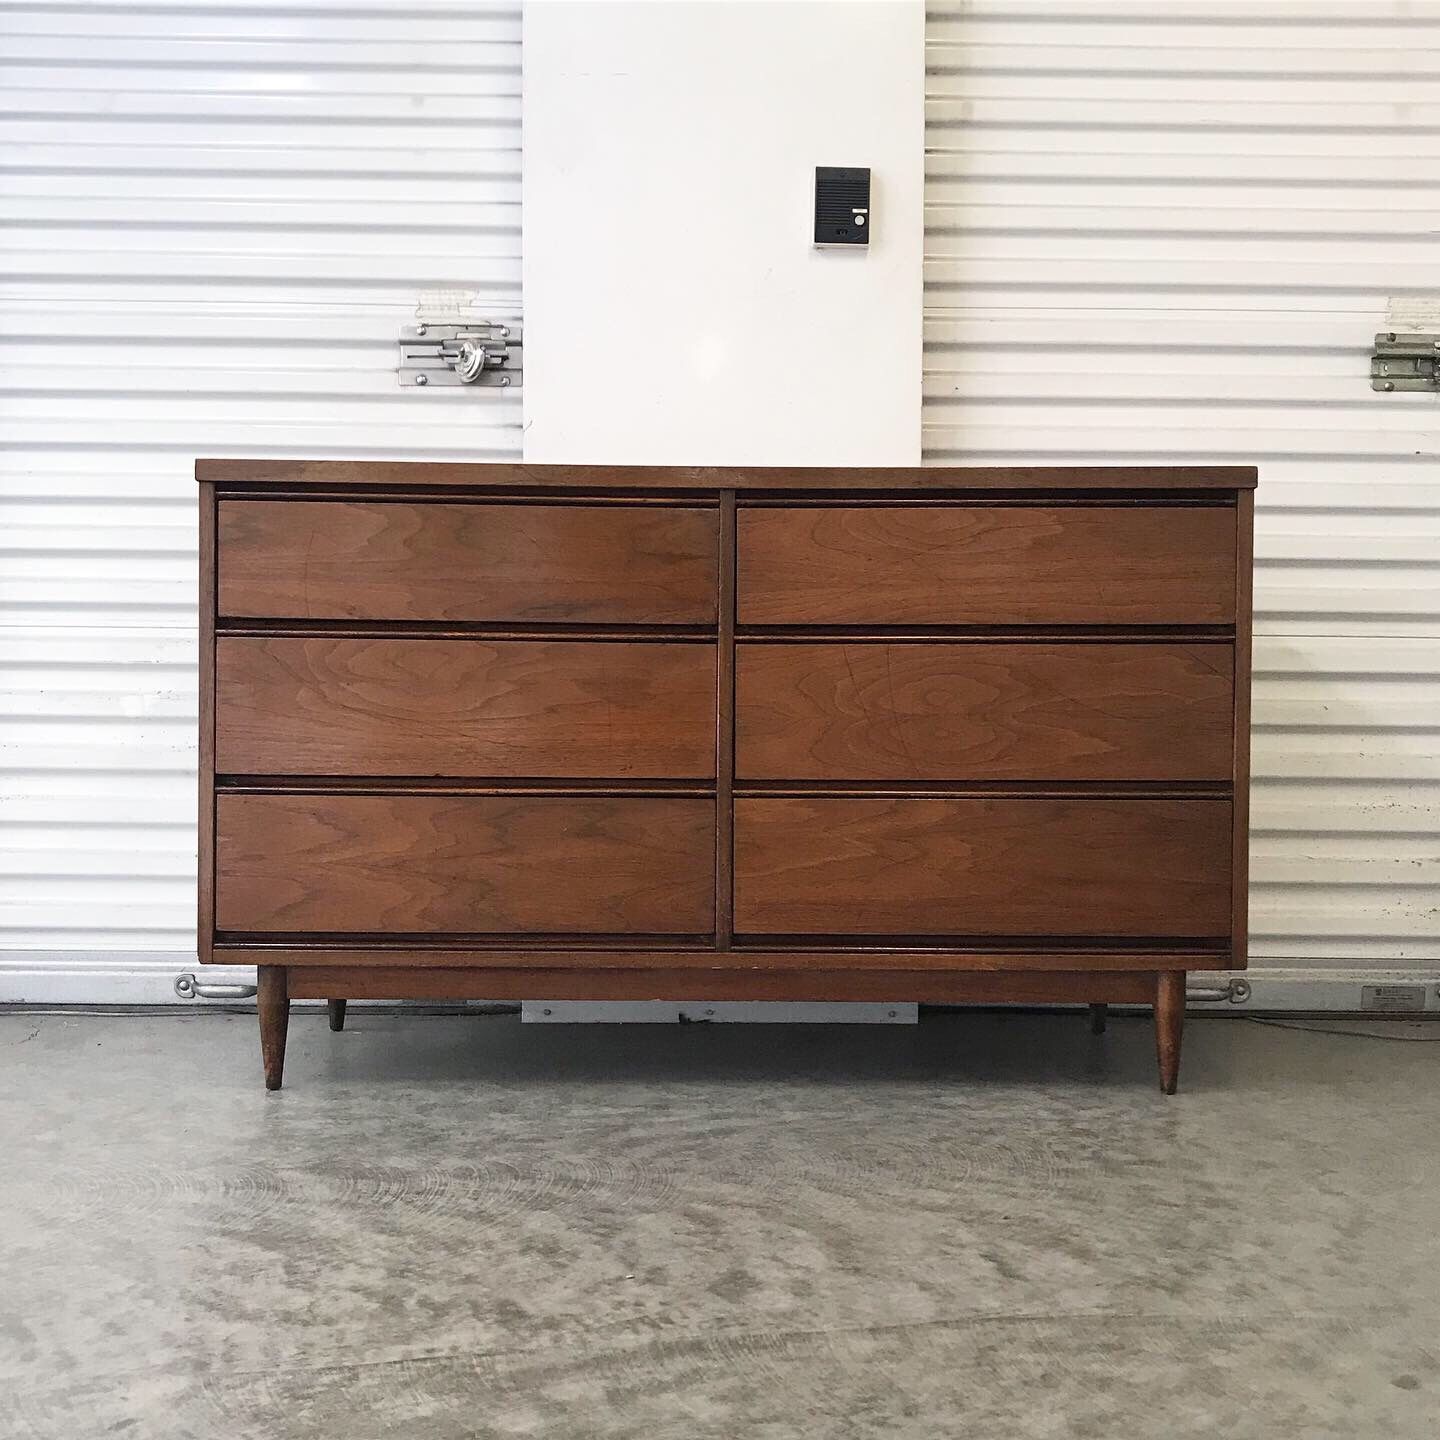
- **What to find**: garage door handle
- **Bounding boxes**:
[174,972,258,1001]
[1186,978,1251,1004]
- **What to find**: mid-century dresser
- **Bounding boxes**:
[196,461,1256,1092]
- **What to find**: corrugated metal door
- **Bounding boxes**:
[0,1,521,999]
[924,2,1440,995]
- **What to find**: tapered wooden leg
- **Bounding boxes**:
[1088,1002,1108,1035]
[1154,970,1185,1095]
[257,965,290,1091]
[327,998,347,1032]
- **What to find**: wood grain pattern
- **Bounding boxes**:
[216,793,715,934]
[284,965,1160,1005]
[216,637,716,778]
[198,459,1257,493]
[219,946,1224,972]
[736,642,1233,781]
[737,506,1237,625]
[197,481,216,965]
[257,965,288,1090]
[1231,489,1255,968]
[715,491,737,946]
[734,797,1231,937]
[1155,969,1186,1094]
[218,500,718,623]
[196,458,1254,1094]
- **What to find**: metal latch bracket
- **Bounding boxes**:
[399,321,521,389]
[1372,332,1440,392]
[174,972,257,1001]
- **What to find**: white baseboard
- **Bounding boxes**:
[0,952,244,1005]
[3,954,1437,1014]
[1207,967,1440,1014]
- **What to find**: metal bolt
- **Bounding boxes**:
[1387,332,1397,343]
[414,373,428,386]
[705,1009,714,1017]
[499,375,511,387]
[1383,381,1395,392]
[416,323,427,336]
[498,326,509,338]
[542,1007,552,1016]
[887,1010,897,1019]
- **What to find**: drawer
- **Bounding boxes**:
[218,500,718,623]
[216,637,716,778]
[736,643,1232,781]
[737,505,1236,625]
[733,797,1230,937]
[216,794,715,934]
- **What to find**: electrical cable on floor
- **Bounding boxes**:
[1243,1016,1440,1041]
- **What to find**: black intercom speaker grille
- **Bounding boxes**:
[814,166,870,246]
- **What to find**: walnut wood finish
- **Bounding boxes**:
[216,637,716,778]
[198,461,1256,1093]
[736,642,1232,781]
[199,459,1257,493]
[733,797,1231,937]
[738,505,1236,625]
[217,946,1225,972]
[216,793,715,935]
[715,493,737,946]
[1232,490,1255,966]
[257,965,289,1090]
[284,965,1160,1006]
[218,500,718,623]
[1155,970,1186,1095]
[197,482,216,966]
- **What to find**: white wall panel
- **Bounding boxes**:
[0,0,521,998]
[925,1,1440,976]
[521,0,924,465]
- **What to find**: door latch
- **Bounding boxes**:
[399,321,521,389]
[1371,333,1440,391]
[174,972,257,1001]
[1185,978,1251,1005]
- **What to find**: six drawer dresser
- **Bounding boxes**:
[196,461,1257,1092]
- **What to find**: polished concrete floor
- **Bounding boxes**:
[1,1008,1437,1439]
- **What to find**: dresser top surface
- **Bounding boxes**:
[196,460,1257,493]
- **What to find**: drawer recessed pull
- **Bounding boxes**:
[174,972,258,1001]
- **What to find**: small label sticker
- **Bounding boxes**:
[1360,984,1427,1013]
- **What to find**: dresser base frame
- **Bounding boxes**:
[254,962,1190,1095]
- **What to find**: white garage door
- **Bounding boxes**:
[0,0,521,1000]
[923,1,1440,1003]
[4,1,1434,1007]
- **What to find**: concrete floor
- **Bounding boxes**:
[1,1010,1437,1439]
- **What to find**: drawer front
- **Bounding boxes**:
[216,638,716,778]
[218,500,718,623]
[733,797,1230,937]
[737,505,1235,625]
[736,643,1232,781]
[216,794,715,934]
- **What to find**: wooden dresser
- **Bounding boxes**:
[196,461,1256,1092]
